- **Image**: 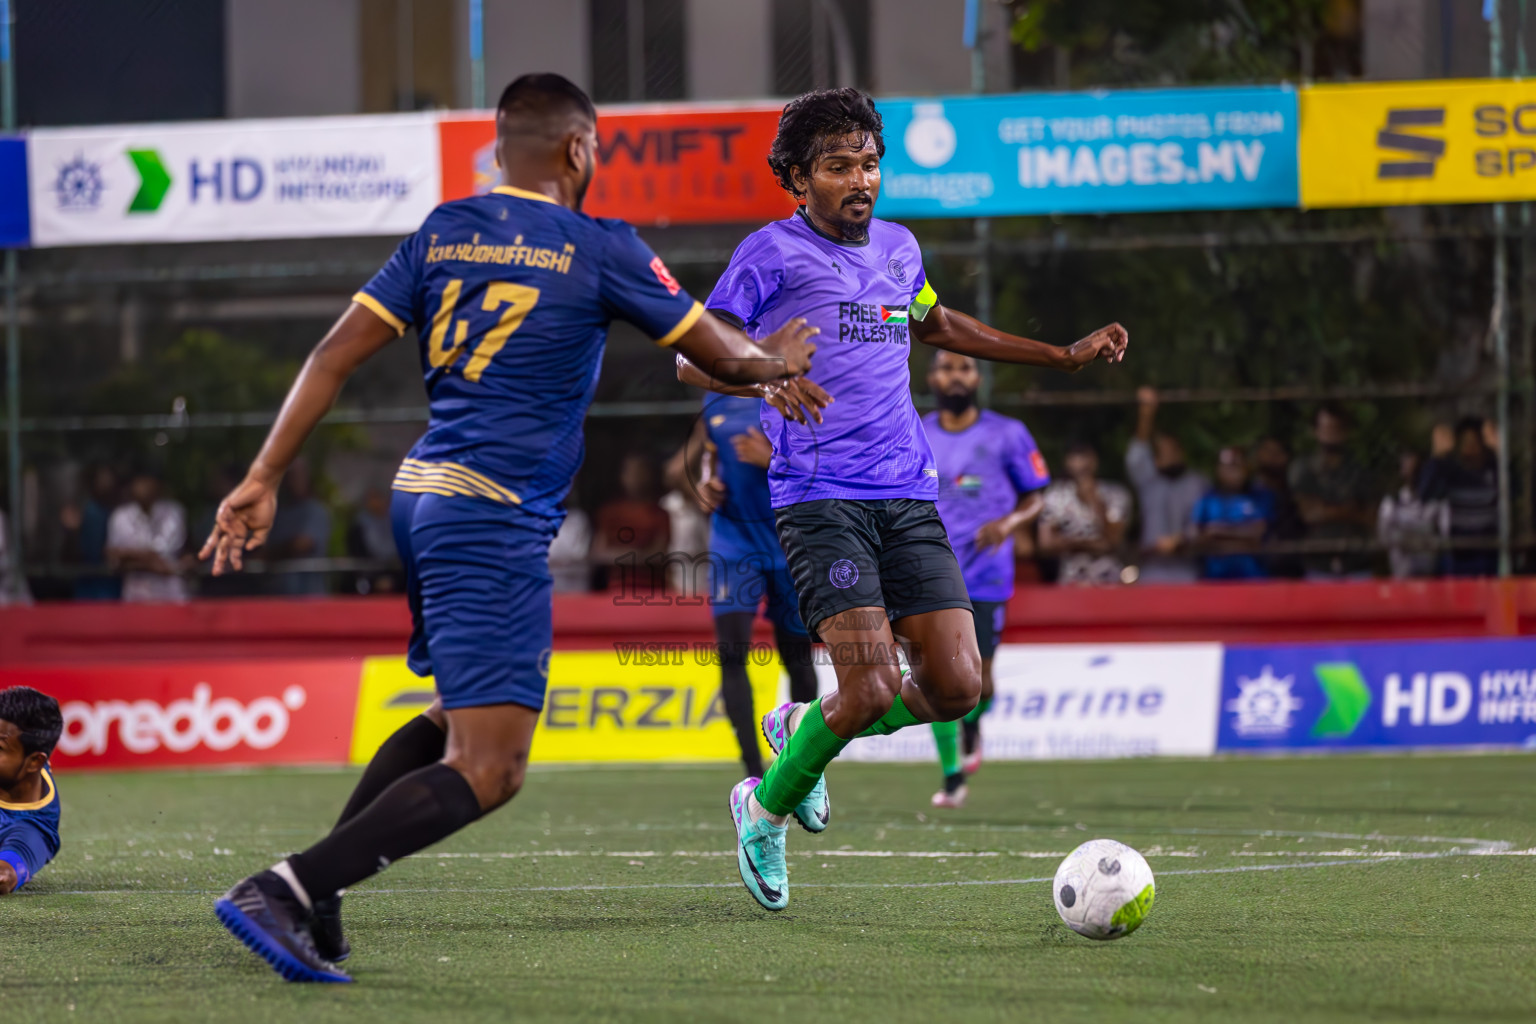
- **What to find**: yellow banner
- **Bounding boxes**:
[1301,78,1536,207]
[350,650,783,765]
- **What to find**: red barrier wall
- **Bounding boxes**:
[2,579,1533,665]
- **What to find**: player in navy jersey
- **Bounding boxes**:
[677,88,1127,911]
[670,392,820,784]
[923,351,1050,808]
[0,687,63,896]
[198,74,817,982]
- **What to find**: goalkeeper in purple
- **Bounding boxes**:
[924,351,1050,809]
[677,88,1129,911]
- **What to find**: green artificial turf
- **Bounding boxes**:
[3,755,1535,1023]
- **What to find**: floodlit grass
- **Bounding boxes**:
[5,755,1535,1023]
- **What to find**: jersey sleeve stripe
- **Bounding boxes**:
[353,291,408,336]
[655,300,705,347]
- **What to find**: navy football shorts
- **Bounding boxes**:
[391,489,557,712]
[707,542,808,635]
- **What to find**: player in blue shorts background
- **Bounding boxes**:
[678,87,1127,910]
[923,351,1050,809]
[198,74,817,982]
[0,686,64,896]
[669,392,820,782]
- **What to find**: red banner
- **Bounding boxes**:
[439,104,797,226]
[1,661,359,770]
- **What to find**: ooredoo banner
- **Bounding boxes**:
[28,114,441,247]
[832,643,1224,762]
[877,86,1298,218]
[1218,637,1536,750]
[438,104,796,225]
[0,661,359,769]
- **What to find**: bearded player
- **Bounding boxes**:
[677,87,1127,910]
[199,74,817,982]
[923,351,1048,808]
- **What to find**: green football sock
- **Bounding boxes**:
[931,719,961,777]
[964,695,992,725]
[856,693,924,737]
[755,700,848,816]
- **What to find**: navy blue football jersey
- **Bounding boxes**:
[358,185,704,518]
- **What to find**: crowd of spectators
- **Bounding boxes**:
[0,394,1515,602]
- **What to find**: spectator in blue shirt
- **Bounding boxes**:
[1192,446,1275,580]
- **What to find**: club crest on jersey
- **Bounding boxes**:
[888,258,908,284]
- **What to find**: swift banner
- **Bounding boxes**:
[876,86,1298,218]
[1218,638,1536,750]
[832,643,1223,762]
[1300,78,1536,208]
[438,104,797,225]
[27,114,441,247]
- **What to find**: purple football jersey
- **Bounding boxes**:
[706,212,937,508]
[923,409,1051,602]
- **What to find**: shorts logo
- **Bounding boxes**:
[829,559,859,589]
[538,647,553,679]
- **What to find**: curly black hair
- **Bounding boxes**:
[0,686,62,759]
[767,88,885,199]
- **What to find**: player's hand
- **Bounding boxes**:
[697,476,727,514]
[758,317,819,377]
[199,474,278,575]
[1063,323,1128,371]
[762,377,833,425]
[974,516,1018,552]
[731,428,774,469]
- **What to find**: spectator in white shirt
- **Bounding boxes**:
[106,469,189,602]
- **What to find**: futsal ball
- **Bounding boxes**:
[1052,839,1155,940]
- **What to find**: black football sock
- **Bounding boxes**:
[773,623,819,706]
[334,714,447,830]
[288,762,482,902]
[961,717,981,758]
[716,613,765,777]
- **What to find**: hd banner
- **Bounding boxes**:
[876,86,1298,218]
[1299,78,1536,208]
[1218,638,1536,751]
[27,114,441,247]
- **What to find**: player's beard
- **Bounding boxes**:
[936,388,976,415]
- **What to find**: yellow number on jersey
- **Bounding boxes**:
[427,278,542,382]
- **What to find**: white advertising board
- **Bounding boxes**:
[29,113,440,247]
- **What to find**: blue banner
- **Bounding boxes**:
[876,86,1298,219]
[1218,638,1536,751]
[0,137,29,248]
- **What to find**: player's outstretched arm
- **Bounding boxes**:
[199,303,399,575]
[911,304,1128,373]
[671,310,817,385]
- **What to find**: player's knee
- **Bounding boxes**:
[927,656,982,722]
[841,662,902,721]
[448,755,527,812]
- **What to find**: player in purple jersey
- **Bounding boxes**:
[923,351,1049,808]
[197,75,817,982]
[676,88,1128,911]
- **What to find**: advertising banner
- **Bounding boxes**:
[439,103,797,226]
[1299,78,1536,208]
[28,114,441,247]
[833,643,1223,762]
[0,137,29,248]
[877,86,1298,218]
[1218,638,1536,750]
[0,661,359,769]
[351,650,782,764]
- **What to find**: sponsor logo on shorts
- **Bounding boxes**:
[829,559,859,589]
